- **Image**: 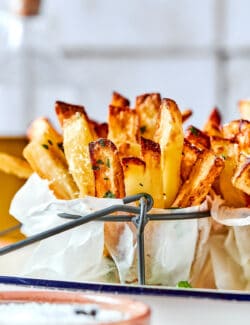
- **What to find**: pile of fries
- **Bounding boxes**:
[1,92,249,211]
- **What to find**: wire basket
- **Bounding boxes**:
[0,193,210,285]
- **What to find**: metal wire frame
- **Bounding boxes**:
[0,193,210,285]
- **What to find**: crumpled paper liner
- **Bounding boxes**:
[4,173,210,286]
[210,196,250,290]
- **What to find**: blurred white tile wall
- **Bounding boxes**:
[0,0,250,133]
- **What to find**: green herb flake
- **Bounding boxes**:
[103,190,116,198]
[92,165,100,171]
[190,126,199,136]
[104,177,109,180]
[221,154,227,160]
[139,183,143,187]
[96,159,104,165]
[42,144,49,150]
[176,281,192,288]
[140,126,147,134]
[106,158,110,168]
[48,139,53,146]
[99,139,106,147]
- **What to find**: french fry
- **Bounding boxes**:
[181,109,193,123]
[238,100,250,120]
[186,125,210,149]
[89,120,108,139]
[222,119,249,140]
[140,137,164,208]
[0,152,33,179]
[181,139,203,182]
[89,138,125,198]
[122,157,146,196]
[135,93,161,140]
[55,102,95,197]
[111,91,130,108]
[118,142,141,159]
[203,107,222,137]
[108,105,139,146]
[23,140,78,199]
[232,154,250,196]
[236,124,250,155]
[210,136,248,207]
[154,99,184,207]
[27,117,65,163]
[173,150,224,208]
[27,117,63,144]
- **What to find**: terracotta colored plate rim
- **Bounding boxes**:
[0,290,150,325]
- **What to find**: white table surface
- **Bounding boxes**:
[0,284,249,325]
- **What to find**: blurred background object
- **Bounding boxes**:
[0,0,249,133]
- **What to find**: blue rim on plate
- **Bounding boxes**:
[0,276,249,301]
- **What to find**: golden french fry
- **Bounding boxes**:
[236,124,250,155]
[108,105,139,146]
[154,98,184,207]
[55,102,95,197]
[232,154,250,196]
[111,91,130,108]
[173,150,224,207]
[135,93,161,140]
[222,119,249,140]
[89,120,108,139]
[0,152,33,179]
[122,157,145,196]
[140,136,164,208]
[118,142,141,159]
[238,100,250,120]
[27,117,62,142]
[23,141,78,199]
[181,109,193,123]
[185,125,210,149]
[211,137,248,207]
[181,139,203,182]
[89,138,125,198]
[203,107,222,137]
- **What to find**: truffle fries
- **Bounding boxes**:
[135,93,161,140]
[173,150,224,208]
[111,91,130,108]
[55,101,95,197]
[89,138,125,199]
[23,118,78,199]
[0,152,32,179]
[203,107,222,137]
[140,137,164,208]
[154,99,184,208]
[232,154,250,197]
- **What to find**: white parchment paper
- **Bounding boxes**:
[210,196,250,290]
[4,174,205,285]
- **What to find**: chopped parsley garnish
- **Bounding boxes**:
[221,154,227,160]
[48,139,53,145]
[190,126,198,136]
[92,165,100,171]
[96,159,104,165]
[176,281,192,288]
[106,158,110,168]
[140,126,147,134]
[42,144,49,150]
[103,190,116,198]
[139,183,143,187]
[99,139,106,147]
[104,177,109,180]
